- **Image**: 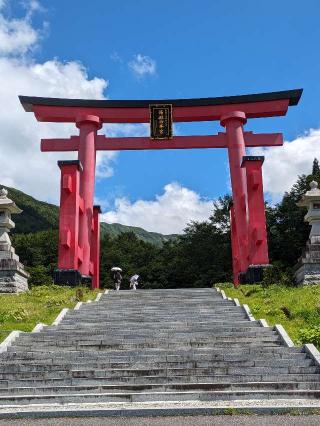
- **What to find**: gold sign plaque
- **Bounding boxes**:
[150,104,173,140]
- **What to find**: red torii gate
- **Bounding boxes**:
[19,89,302,288]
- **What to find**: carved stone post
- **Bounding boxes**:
[295,181,320,284]
[0,188,29,293]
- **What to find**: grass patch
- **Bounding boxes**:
[215,283,320,349]
[0,285,98,343]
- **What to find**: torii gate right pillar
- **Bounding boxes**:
[242,155,269,266]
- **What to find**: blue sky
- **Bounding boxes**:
[1,0,320,233]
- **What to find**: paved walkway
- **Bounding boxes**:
[1,416,320,426]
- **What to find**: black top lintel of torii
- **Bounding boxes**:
[19,88,303,112]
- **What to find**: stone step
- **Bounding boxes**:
[7,341,282,353]
[0,364,318,376]
[0,358,313,373]
[47,320,258,330]
[2,362,312,375]
[29,323,262,334]
[12,333,280,347]
[60,317,250,325]
[63,310,246,315]
[18,328,270,341]
[15,328,278,340]
[79,305,237,311]
[0,371,318,384]
[8,335,281,346]
[1,380,320,395]
[61,314,249,319]
[62,317,248,323]
[1,374,320,390]
[63,309,246,315]
[5,348,288,360]
[0,352,311,366]
[77,303,238,308]
[2,344,303,354]
[68,306,241,313]
[0,389,319,406]
[1,348,306,364]
[0,364,315,386]
[12,338,278,347]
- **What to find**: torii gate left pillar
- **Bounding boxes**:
[76,115,102,280]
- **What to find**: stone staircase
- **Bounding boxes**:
[0,288,319,416]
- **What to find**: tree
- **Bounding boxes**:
[12,230,58,275]
[100,232,160,289]
[99,196,231,289]
[156,195,232,288]
[312,158,320,176]
[267,160,320,269]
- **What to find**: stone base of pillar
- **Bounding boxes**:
[240,264,271,284]
[53,269,92,287]
[294,263,320,285]
[0,269,29,293]
[294,237,320,285]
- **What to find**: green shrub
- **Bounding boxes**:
[243,288,258,297]
[299,326,320,347]
[0,307,29,322]
[261,264,294,288]
[249,304,262,315]
[261,265,280,287]
[27,265,53,287]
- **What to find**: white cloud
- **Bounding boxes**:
[251,129,320,201]
[102,182,214,234]
[128,54,156,77]
[0,3,114,203]
[0,57,110,203]
[104,123,149,138]
[0,11,38,55]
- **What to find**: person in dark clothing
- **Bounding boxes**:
[113,270,122,291]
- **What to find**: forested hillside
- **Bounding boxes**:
[1,185,175,245]
[100,222,176,246]
[2,186,59,234]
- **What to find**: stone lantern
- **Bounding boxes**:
[294,180,320,284]
[0,188,29,293]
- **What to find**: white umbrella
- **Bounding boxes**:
[111,267,122,272]
[130,274,139,281]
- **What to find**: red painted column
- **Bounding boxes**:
[220,111,249,273]
[229,203,240,287]
[91,205,101,289]
[241,156,269,266]
[57,160,82,272]
[76,115,102,280]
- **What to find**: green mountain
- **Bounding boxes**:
[2,185,59,234]
[101,222,177,247]
[1,185,176,246]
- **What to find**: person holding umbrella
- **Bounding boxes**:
[129,274,139,291]
[111,267,122,291]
